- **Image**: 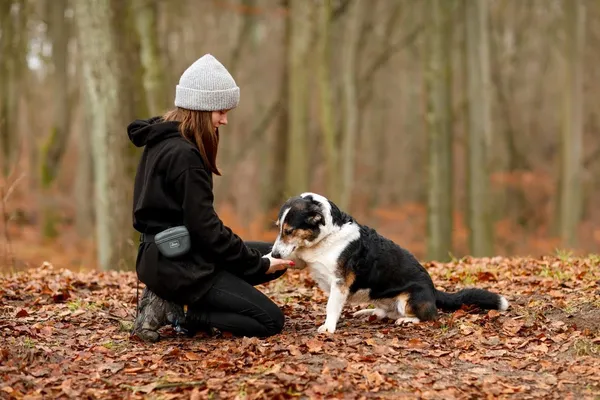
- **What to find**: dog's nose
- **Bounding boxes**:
[272,250,282,258]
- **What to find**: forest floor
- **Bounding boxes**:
[1,255,599,399]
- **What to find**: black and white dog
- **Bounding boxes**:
[270,192,509,334]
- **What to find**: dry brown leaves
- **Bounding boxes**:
[1,255,599,399]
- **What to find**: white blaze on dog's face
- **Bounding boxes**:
[271,193,334,259]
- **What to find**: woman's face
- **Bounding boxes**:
[211,110,229,132]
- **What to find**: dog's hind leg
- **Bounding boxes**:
[395,317,420,325]
[353,308,388,319]
[393,291,437,326]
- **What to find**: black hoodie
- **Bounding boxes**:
[128,117,270,305]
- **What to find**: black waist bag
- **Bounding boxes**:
[142,226,191,258]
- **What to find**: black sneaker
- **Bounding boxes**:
[180,306,217,337]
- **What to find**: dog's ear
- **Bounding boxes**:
[306,213,323,225]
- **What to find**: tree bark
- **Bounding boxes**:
[75,0,132,271]
[0,0,27,177]
[465,0,494,257]
[40,0,71,238]
[317,0,339,203]
[133,0,168,116]
[426,0,454,261]
[75,82,95,238]
[339,0,361,211]
[263,0,290,213]
[285,0,311,195]
[559,0,585,248]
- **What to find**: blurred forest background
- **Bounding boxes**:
[0,0,598,272]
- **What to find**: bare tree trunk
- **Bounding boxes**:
[0,0,27,177]
[285,0,311,195]
[426,0,454,261]
[339,0,361,211]
[317,0,339,203]
[75,84,94,238]
[559,0,585,248]
[465,0,493,257]
[75,0,132,271]
[228,0,256,75]
[133,0,168,116]
[263,0,290,212]
[40,0,71,238]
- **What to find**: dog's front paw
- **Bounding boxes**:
[317,323,336,334]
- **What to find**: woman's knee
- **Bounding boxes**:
[264,305,285,336]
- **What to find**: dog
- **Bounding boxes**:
[270,192,509,334]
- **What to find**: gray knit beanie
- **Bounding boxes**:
[174,54,240,111]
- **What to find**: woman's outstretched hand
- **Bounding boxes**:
[263,254,295,274]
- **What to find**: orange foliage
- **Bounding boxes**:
[1,165,599,272]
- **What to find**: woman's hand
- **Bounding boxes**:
[263,254,295,274]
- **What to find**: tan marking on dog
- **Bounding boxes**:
[344,271,356,288]
[282,222,292,234]
[281,226,318,245]
[295,229,315,240]
[395,293,414,317]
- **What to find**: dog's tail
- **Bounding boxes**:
[434,288,509,312]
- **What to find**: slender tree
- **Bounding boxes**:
[133,0,168,116]
[339,0,361,211]
[425,0,454,261]
[264,0,290,213]
[75,0,132,271]
[285,0,311,195]
[559,0,585,248]
[465,0,494,256]
[0,0,27,177]
[317,0,339,203]
[40,0,72,238]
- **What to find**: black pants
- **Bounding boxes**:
[186,241,286,338]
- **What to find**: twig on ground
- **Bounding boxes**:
[120,380,205,394]
[1,172,26,270]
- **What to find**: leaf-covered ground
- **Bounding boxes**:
[1,255,599,399]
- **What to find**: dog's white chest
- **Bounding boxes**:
[307,260,336,293]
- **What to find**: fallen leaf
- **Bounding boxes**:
[71,309,86,317]
[123,367,145,374]
[190,388,202,400]
[92,346,111,354]
[15,309,28,318]
[184,352,203,361]
[98,362,125,374]
[137,382,158,394]
[61,379,81,398]
[53,290,71,303]
[305,339,323,353]
[477,271,497,282]
[502,318,524,335]
[288,345,302,356]
[407,338,426,349]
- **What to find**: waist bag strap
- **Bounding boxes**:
[140,233,155,243]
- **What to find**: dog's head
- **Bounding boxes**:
[271,192,338,259]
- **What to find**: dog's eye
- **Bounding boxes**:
[284,228,294,236]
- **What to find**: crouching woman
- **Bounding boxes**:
[128,54,293,341]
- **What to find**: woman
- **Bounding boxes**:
[128,54,294,341]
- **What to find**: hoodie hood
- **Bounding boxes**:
[127,117,182,147]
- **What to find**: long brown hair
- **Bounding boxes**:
[162,107,221,176]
